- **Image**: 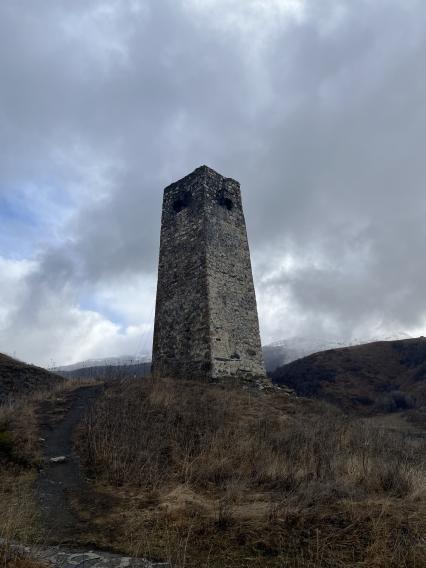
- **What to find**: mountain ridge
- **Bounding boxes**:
[51,333,412,374]
[263,332,412,372]
[271,336,426,415]
[0,352,61,403]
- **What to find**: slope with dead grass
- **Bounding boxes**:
[0,353,61,404]
[0,378,102,563]
[272,337,426,414]
[76,378,426,567]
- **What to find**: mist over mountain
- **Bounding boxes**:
[263,333,412,372]
[52,333,412,375]
[271,336,426,415]
[54,353,151,372]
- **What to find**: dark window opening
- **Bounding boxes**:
[218,195,234,211]
[173,191,192,213]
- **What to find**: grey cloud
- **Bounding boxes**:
[1,0,426,364]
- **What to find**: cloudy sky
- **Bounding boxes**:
[1,0,426,366]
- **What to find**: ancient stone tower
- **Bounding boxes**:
[152,165,266,381]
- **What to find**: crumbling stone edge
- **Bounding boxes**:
[0,538,170,568]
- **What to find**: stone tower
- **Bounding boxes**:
[152,165,266,381]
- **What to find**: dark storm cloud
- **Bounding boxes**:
[1,0,426,364]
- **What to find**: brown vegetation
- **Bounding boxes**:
[0,378,101,564]
[0,353,62,405]
[0,394,43,567]
[0,545,46,568]
[76,377,426,567]
[272,337,426,415]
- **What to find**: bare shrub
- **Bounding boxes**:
[0,544,46,568]
[78,378,425,499]
[76,378,426,567]
[0,377,101,559]
[375,390,416,412]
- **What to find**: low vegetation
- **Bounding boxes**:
[0,378,100,566]
[0,353,61,405]
[0,392,42,550]
[77,377,426,567]
[272,337,426,415]
[0,356,65,557]
[0,547,46,568]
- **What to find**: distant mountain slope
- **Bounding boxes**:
[271,337,426,414]
[54,354,151,372]
[0,353,61,403]
[58,361,151,380]
[263,337,350,371]
[55,336,411,375]
[263,333,412,372]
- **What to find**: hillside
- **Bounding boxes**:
[0,353,61,403]
[271,337,426,414]
[263,337,351,372]
[1,364,424,567]
[73,377,425,567]
[58,361,151,381]
[262,333,411,372]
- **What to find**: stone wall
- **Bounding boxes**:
[152,165,266,380]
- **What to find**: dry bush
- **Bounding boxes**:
[0,401,40,467]
[0,467,39,534]
[79,378,425,497]
[0,377,102,466]
[0,393,48,558]
[76,378,426,567]
[0,377,102,557]
[0,545,46,568]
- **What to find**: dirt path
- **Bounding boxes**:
[36,384,105,543]
[35,384,170,566]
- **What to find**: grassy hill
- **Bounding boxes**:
[0,353,61,403]
[0,350,424,566]
[74,377,425,567]
[271,337,426,414]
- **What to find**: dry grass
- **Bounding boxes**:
[76,377,426,567]
[0,377,101,464]
[0,545,46,568]
[0,377,102,564]
[0,386,44,555]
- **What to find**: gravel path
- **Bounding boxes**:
[1,540,170,567]
[36,384,104,541]
[32,384,170,568]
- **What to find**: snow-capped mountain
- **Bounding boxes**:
[53,353,151,372]
[53,333,413,374]
[262,333,412,372]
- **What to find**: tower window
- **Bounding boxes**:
[173,191,192,213]
[219,195,234,211]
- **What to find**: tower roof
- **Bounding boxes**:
[164,165,238,193]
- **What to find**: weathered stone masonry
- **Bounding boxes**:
[152,165,266,380]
